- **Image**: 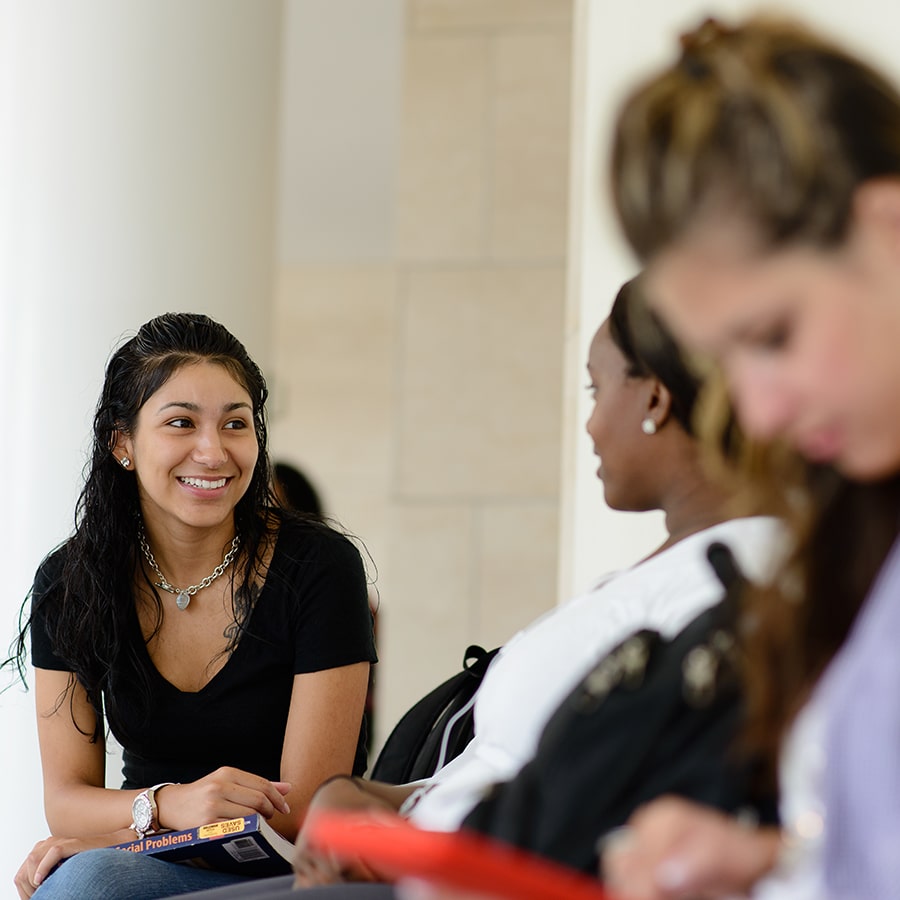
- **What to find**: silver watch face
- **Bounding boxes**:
[132,793,153,833]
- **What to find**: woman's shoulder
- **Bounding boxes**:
[272,511,360,551]
[616,516,784,589]
[261,513,373,626]
[269,511,365,573]
[703,514,783,540]
[697,516,787,585]
[32,540,73,599]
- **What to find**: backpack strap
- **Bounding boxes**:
[705,541,748,627]
[370,644,500,784]
[408,645,501,781]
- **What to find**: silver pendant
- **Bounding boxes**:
[140,528,240,612]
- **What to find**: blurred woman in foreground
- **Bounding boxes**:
[604,14,900,900]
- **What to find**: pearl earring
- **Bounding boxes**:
[641,418,657,435]
[120,457,131,468]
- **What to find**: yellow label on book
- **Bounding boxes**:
[199,818,248,839]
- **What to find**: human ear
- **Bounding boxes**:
[111,429,134,468]
[852,178,900,258]
[646,381,673,431]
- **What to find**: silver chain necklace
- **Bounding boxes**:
[139,529,240,611]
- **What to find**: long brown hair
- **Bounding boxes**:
[698,381,900,767]
[611,16,900,767]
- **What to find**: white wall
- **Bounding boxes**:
[561,0,900,599]
[0,1,281,888]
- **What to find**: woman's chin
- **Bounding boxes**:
[829,449,900,483]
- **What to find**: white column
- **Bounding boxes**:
[0,0,281,884]
[558,0,666,602]
[561,0,900,600]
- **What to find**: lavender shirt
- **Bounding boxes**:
[821,532,900,898]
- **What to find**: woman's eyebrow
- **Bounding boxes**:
[155,401,252,414]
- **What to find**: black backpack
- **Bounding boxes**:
[371,644,500,784]
[462,543,778,875]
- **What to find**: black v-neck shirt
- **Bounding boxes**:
[31,519,377,787]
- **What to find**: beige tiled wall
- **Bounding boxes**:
[396,267,565,498]
[394,36,491,260]
[271,0,573,753]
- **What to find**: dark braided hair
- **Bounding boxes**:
[607,275,702,435]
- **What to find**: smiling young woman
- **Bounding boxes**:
[7,313,376,899]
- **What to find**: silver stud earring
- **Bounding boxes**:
[120,457,131,468]
[641,418,657,435]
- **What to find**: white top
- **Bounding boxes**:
[753,699,827,899]
[406,516,783,831]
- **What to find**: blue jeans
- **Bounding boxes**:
[168,880,396,898]
[31,848,265,899]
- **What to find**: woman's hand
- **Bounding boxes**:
[156,767,292,831]
[14,833,124,899]
[601,796,781,900]
[292,777,398,887]
[397,879,500,900]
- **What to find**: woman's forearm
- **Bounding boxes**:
[44,784,142,839]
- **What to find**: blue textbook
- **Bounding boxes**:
[113,814,294,877]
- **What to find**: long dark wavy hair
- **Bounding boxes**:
[7,313,284,742]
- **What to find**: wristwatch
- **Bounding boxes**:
[130,782,175,839]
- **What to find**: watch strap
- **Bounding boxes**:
[130,781,176,839]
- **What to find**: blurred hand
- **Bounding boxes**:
[602,796,780,900]
[293,777,392,887]
[397,878,501,900]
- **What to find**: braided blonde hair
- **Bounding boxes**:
[613,16,900,261]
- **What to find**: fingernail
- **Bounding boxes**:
[657,858,689,890]
[597,826,634,856]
